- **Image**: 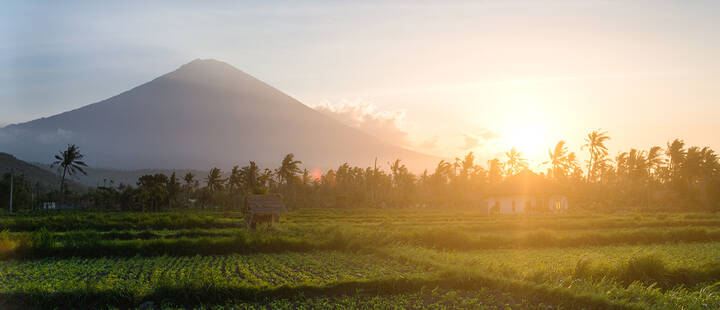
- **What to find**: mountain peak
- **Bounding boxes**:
[165,58,259,88]
[181,58,234,70]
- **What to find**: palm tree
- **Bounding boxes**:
[685,146,710,186]
[228,165,243,193]
[277,154,302,187]
[51,144,88,203]
[487,158,504,184]
[183,172,195,187]
[643,146,665,208]
[301,168,311,185]
[546,141,569,179]
[646,146,665,180]
[277,154,302,201]
[167,172,181,208]
[258,168,276,189]
[699,147,720,185]
[390,159,403,188]
[205,167,225,193]
[582,130,611,183]
[505,147,527,176]
[460,152,476,179]
[666,139,686,183]
[241,161,261,190]
[433,160,453,186]
[627,149,648,181]
[565,152,582,180]
[182,172,197,204]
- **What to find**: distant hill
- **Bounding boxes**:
[0,153,85,192]
[0,59,441,172]
[32,163,207,188]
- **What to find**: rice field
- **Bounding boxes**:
[1,209,720,309]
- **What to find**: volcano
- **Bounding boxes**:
[1,59,439,171]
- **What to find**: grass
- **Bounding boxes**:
[0,212,238,232]
[1,209,720,309]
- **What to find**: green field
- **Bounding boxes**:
[2,209,720,309]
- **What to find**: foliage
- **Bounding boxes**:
[1,210,720,309]
[50,144,88,202]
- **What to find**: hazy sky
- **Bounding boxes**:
[2,1,719,168]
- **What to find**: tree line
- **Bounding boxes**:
[4,130,720,212]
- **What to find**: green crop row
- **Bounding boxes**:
[4,209,720,232]
[3,247,719,309]
[2,225,720,259]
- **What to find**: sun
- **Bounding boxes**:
[504,123,549,165]
[507,125,545,153]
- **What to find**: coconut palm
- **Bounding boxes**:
[459,152,476,179]
[546,141,569,179]
[666,139,686,183]
[301,168,311,185]
[646,146,665,179]
[182,172,197,202]
[241,161,261,190]
[228,165,243,193]
[699,147,720,183]
[565,152,582,179]
[390,159,404,188]
[582,130,611,183]
[487,158,504,184]
[258,168,276,189]
[432,160,453,186]
[505,147,527,176]
[51,144,88,202]
[183,172,195,187]
[205,167,225,193]
[628,149,648,181]
[277,154,302,187]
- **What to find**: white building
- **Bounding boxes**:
[484,170,569,214]
[486,194,568,214]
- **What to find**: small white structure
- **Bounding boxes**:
[484,170,569,214]
[548,195,569,212]
[42,202,57,210]
[486,194,568,214]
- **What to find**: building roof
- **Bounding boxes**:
[245,194,287,214]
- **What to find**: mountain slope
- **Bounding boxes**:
[0,59,440,171]
[0,153,85,192]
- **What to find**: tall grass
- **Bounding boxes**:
[572,253,720,288]
[0,212,240,232]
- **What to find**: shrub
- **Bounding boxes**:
[0,229,18,258]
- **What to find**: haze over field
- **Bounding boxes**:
[3,1,720,169]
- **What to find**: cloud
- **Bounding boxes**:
[313,100,409,147]
[460,129,500,150]
[419,136,439,150]
[460,134,480,150]
[477,129,500,140]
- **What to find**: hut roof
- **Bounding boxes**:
[245,194,287,214]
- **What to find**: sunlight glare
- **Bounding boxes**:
[503,122,550,168]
